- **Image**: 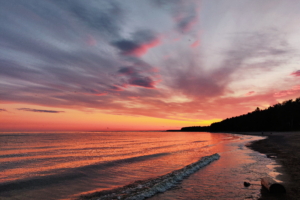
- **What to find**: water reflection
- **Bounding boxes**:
[149,135,285,200]
[0,132,285,200]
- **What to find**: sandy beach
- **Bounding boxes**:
[240,131,300,200]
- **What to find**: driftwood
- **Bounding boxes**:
[261,177,286,193]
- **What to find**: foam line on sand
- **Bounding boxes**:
[79,153,220,200]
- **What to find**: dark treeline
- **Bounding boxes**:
[181,97,300,132]
[181,126,210,132]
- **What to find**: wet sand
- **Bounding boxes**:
[238,131,300,200]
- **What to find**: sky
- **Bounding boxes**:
[1,0,300,131]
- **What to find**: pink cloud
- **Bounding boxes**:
[112,32,161,57]
[191,40,200,48]
[245,91,255,96]
[128,96,140,99]
[291,70,300,77]
[95,92,107,96]
[274,85,300,97]
[127,39,160,57]
[150,67,159,73]
[274,91,293,97]
[292,85,300,90]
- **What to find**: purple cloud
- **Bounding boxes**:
[116,65,157,89]
[118,67,136,75]
[0,109,7,112]
[291,70,300,77]
[112,40,140,54]
[112,30,160,56]
[175,9,198,33]
[128,76,156,88]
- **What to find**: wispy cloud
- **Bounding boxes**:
[245,91,255,96]
[0,109,7,112]
[291,70,300,77]
[17,108,64,113]
[274,85,300,98]
[112,30,160,57]
[152,0,200,33]
[1,0,300,123]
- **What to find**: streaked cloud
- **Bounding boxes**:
[17,108,64,113]
[274,85,300,98]
[1,0,300,126]
[245,91,255,96]
[112,30,160,57]
[291,70,300,77]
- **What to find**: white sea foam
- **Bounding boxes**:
[82,153,220,200]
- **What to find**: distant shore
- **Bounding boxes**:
[239,131,300,200]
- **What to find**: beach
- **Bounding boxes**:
[244,132,300,200]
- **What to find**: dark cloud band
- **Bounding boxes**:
[17,108,64,113]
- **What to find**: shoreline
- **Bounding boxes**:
[236,131,300,200]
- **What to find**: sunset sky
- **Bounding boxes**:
[1,0,300,131]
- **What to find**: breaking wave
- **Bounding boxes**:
[79,153,220,200]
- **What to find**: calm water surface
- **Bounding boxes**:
[0,132,283,200]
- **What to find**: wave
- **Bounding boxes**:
[0,152,170,192]
[78,153,220,200]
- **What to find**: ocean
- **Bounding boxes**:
[0,132,283,200]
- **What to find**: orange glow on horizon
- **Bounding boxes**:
[0,103,220,132]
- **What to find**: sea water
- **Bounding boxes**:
[0,132,283,200]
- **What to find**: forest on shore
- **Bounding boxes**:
[180,97,300,132]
